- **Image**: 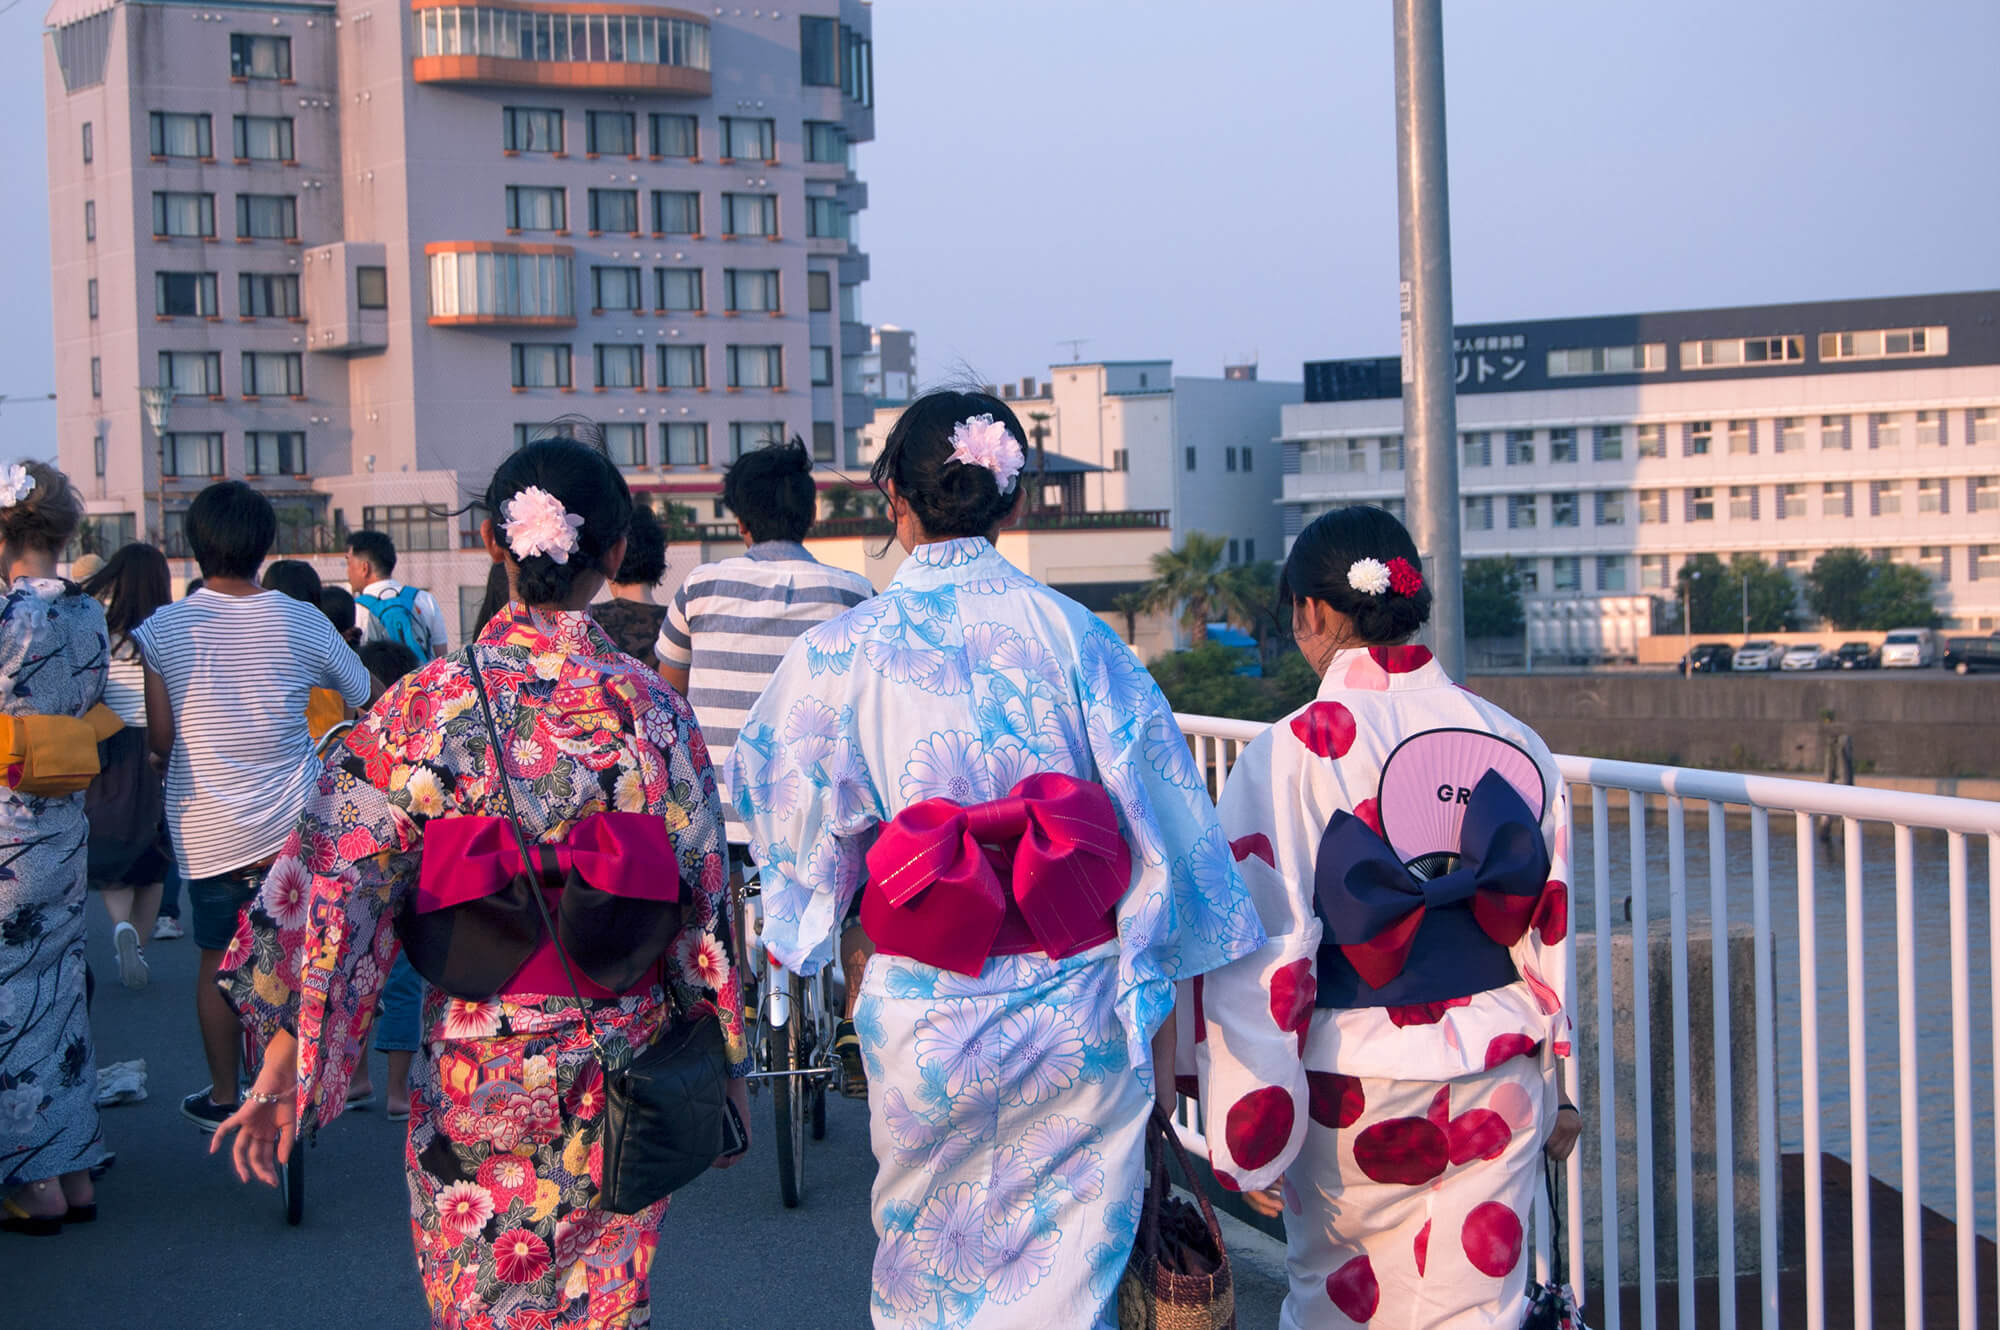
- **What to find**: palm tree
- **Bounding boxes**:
[1139,532,1232,647]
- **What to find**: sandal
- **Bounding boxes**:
[63,1204,97,1224]
[834,1020,867,1098]
[2,1195,63,1237]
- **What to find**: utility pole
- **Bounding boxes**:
[1394,0,1464,678]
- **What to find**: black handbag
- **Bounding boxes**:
[463,648,730,1214]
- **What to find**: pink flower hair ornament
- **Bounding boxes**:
[946,414,1026,492]
[501,486,584,564]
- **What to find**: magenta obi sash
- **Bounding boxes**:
[396,810,682,1003]
[861,772,1133,976]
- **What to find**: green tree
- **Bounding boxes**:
[1220,560,1284,649]
[653,501,700,543]
[1462,558,1524,639]
[1805,547,1875,630]
[1146,642,1268,720]
[1722,553,1800,633]
[1140,533,1237,647]
[1674,552,1732,633]
[1857,562,1939,630]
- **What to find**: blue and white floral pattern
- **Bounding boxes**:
[730,537,1263,1329]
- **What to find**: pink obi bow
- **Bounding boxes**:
[414,811,679,914]
[861,772,1133,976]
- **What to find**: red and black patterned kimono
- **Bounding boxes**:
[223,606,749,1329]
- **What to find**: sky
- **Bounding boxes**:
[2,0,1997,455]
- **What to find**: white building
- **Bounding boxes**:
[1281,291,2000,660]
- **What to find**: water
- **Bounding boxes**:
[1568,799,1998,1240]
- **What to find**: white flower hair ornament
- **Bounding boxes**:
[1347,557,1392,597]
[501,486,584,564]
[946,414,1026,492]
[0,465,35,511]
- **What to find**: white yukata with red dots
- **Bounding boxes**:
[1189,644,1574,1330]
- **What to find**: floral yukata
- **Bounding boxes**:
[730,536,1263,1329]
[223,606,748,1330]
[1194,645,1573,1330]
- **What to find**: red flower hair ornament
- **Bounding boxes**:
[1386,557,1425,596]
[1348,556,1425,598]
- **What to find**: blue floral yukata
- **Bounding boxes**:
[730,536,1263,1329]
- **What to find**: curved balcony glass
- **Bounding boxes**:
[427,243,575,327]
[413,4,710,93]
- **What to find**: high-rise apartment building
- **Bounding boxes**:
[44,0,874,623]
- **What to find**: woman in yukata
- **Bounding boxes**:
[212,438,750,1329]
[731,389,1264,1329]
[1194,505,1581,1329]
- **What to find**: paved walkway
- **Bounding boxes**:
[5,899,1287,1327]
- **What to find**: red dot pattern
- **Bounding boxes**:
[1383,995,1471,1028]
[1306,1070,1366,1129]
[1353,798,1382,835]
[1223,1086,1295,1172]
[1482,1033,1539,1071]
[1269,958,1315,1055]
[1350,1115,1448,1186]
[1444,1107,1512,1166]
[1291,701,1358,760]
[1326,1254,1380,1321]
[1533,879,1569,945]
[1461,1201,1524,1277]
[1413,1219,1431,1277]
[1368,644,1434,674]
[1230,832,1277,868]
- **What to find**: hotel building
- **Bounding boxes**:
[43,0,875,631]
[1280,291,2000,659]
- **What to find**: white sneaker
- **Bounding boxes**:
[113,921,149,990]
[151,916,184,941]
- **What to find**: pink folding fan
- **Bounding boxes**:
[1374,728,1547,881]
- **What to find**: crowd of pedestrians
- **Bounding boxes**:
[2,395,1579,1330]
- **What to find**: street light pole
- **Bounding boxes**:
[1742,572,1751,637]
[1682,567,1700,679]
[140,386,174,546]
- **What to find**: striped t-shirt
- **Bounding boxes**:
[655,541,874,830]
[133,588,371,879]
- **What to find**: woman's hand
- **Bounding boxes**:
[1545,1103,1582,1161]
[210,1031,299,1187]
[713,1076,752,1170]
[1243,1178,1286,1219]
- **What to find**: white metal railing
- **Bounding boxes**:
[1172,712,2000,1330]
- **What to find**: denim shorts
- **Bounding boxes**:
[187,870,261,952]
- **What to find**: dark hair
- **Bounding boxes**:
[186,481,275,579]
[319,585,358,641]
[82,542,171,638]
[1281,505,1434,645]
[0,460,86,557]
[359,639,422,685]
[475,561,512,629]
[184,577,204,597]
[612,504,668,587]
[869,391,1025,539]
[483,437,632,606]
[263,558,323,607]
[347,529,397,577]
[723,438,816,544]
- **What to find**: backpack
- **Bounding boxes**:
[356,584,436,663]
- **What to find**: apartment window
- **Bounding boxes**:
[1636,424,1665,459]
[812,421,836,463]
[1463,495,1494,531]
[1515,560,1540,593]
[592,266,643,311]
[1592,425,1622,462]
[1872,412,1901,449]
[1818,326,1949,362]
[155,271,218,317]
[1378,435,1403,471]
[1596,556,1627,592]
[724,268,778,313]
[659,344,706,389]
[511,343,571,389]
[1243,447,1254,473]
[1226,539,1240,565]
[726,344,782,389]
[650,113,697,158]
[362,505,451,553]
[586,111,637,157]
[1551,557,1581,592]
[804,120,845,163]
[723,193,777,237]
[1640,555,1670,590]
[807,271,832,312]
[356,267,387,310]
[1975,408,1997,446]
[719,116,775,161]
[653,190,700,235]
[81,122,92,164]
[161,431,223,477]
[150,111,212,159]
[1823,482,1854,518]
[1109,449,1129,473]
[85,201,96,242]
[594,344,644,389]
[602,423,647,468]
[152,191,215,238]
[1776,483,1805,520]
[811,346,833,387]
[235,194,297,241]
[1728,419,1754,455]
[1680,335,1804,368]
[1976,477,2000,512]
[806,197,846,240]
[1594,490,1626,526]
[647,268,701,314]
[1505,430,1535,466]
[1637,490,1668,524]
[1821,414,1851,450]
[801,14,840,85]
[246,431,305,476]
[1776,417,1804,453]
[1687,487,1715,522]
[90,358,101,398]
[1546,343,1666,376]
[1918,546,1950,582]
[503,107,564,153]
[1551,492,1580,528]
[1917,477,1947,514]
[241,351,303,396]
[1339,439,1368,473]
[232,115,293,162]
[1871,479,1902,516]
[505,185,566,231]
[87,279,98,320]
[1977,546,2000,580]
[588,189,639,234]
[1547,427,1577,464]
[1773,550,1803,572]
[729,421,784,460]
[1507,494,1537,529]
[662,422,708,466]
[158,350,222,396]
[1916,410,1942,446]
[1686,421,1712,456]
[229,33,291,80]
[239,273,300,318]
[1224,447,1238,473]
[1184,446,1197,472]
[1460,432,1491,468]
[1729,485,1756,520]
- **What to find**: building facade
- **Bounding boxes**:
[1281,292,2000,659]
[45,0,875,627]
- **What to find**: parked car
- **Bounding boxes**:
[1732,640,1783,671]
[1942,634,2000,675]
[1879,627,1940,669]
[1682,642,1735,674]
[1835,641,1880,670]
[1780,644,1834,671]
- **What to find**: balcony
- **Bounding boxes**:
[696,509,1170,542]
[426,242,576,328]
[411,4,710,94]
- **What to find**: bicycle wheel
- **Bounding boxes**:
[809,969,832,1142]
[280,1139,305,1226]
[771,971,808,1209]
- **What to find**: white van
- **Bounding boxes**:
[1879,628,1939,668]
